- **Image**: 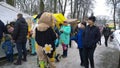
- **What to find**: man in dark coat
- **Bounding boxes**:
[102,24,111,47]
[0,20,6,44]
[13,13,28,65]
[83,16,101,68]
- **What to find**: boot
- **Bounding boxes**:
[22,55,27,62]
[55,54,60,62]
[39,61,45,68]
[14,60,22,65]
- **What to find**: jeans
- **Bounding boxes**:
[62,44,68,57]
[78,48,84,64]
[16,42,27,61]
[30,37,36,54]
[6,53,14,62]
[0,39,1,44]
[104,36,109,47]
[83,46,96,68]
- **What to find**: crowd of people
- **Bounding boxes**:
[0,12,113,68]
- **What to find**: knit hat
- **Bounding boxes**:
[81,22,86,27]
[88,16,96,22]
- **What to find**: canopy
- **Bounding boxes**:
[0,2,31,24]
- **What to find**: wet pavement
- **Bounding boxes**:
[0,37,119,68]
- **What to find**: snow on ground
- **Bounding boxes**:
[0,37,119,68]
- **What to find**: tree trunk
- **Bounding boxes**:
[77,5,81,19]
[113,4,116,30]
[82,7,86,22]
[58,0,63,14]
[71,0,73,18]
[54,0,57,13]
[50,0,52,12]
[40,0,44,13]
[73,0,77,18]
[63,0,67,15]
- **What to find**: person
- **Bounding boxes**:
[83,16,101,68]
[59,21,71,58]
[102,24,111,47]
[29,19,37,56]
[97,27,102,45]
[0,20,6,44]
[13,13,28,65]
[6,24,14,34]
[30,30,36,56]
[35,12,57,68]
[71,22,86,66]
[2,34,15,62]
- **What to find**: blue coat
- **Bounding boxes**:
[2,41,14,54]
[71,28,84,48]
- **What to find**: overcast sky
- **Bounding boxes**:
[65,0,112,18]
[93,0,111,17]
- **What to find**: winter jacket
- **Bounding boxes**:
[83,25,101,48]
[102,27,111,36]
[0,20,6,39]
[71,28,84,48]
[12,17,28,43]
[2,40,14,54]
[35,23,57,58]
[59,25,71,45]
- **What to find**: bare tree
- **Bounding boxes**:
[106,0,120,29]
[58,0,68,15]
[54,0,57,13]
[40,0,44,13]
[69,0,94,20]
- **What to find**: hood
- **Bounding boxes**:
[18,17,26,23]
[38,12,56,27]
[37,23,50,31]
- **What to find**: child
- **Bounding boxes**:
[6,24,14,34]
[71,22,86,66]
[2,34,15,62]
[59,21,71,58]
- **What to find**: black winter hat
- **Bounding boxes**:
[81,21,86,27]
[88,16,96,22]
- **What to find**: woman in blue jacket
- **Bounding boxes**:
[71,22,86,66]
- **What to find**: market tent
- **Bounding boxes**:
[0,2,31,24]
[0,2,32,58]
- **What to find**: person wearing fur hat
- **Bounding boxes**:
[59,21,71,58]
[83,16,101,68]
[35,12,57,68]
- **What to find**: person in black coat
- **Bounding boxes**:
[13,13,28,65]
[83,16,101,68]
[0,20,6,43]
[102,24,111,47]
